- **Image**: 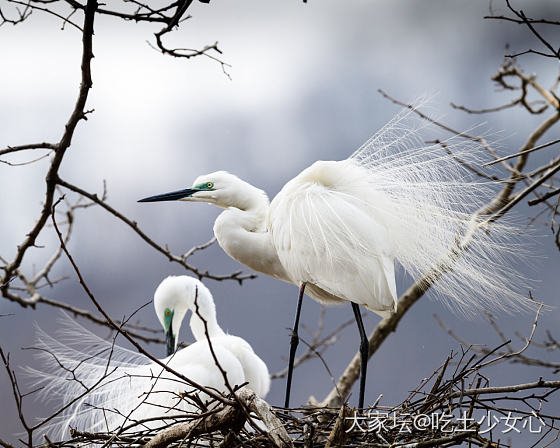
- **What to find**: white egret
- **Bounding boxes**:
[139,107,527,408]
[27,276,270,440]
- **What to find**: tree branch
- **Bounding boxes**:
[50,197,236,407]
[57,178,256,283]
[143,388,293,448]
[317,94,557,408]
[1,0,97,304]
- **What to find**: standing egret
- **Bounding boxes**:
[27,276,270,440]
[139,107,527,408]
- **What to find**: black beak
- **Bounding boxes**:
[166,330,176,357]
[165,319,176,357]
[138,188,198,203]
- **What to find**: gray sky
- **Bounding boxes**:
[1,0,559,444]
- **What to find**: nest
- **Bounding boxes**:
[40,344,560,448]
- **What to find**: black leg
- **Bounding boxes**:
[284,283,305,408]
[352,302,369,409]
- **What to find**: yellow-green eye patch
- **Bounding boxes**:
[193,181,215,191]
[163,308,174,333]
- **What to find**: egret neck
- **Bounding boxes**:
[189,288,226,341]
[213,187,291,283]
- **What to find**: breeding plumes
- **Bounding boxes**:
[26,276,270,440]
[139,106,528,408]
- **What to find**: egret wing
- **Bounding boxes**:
[212,335,270,398]
[269,161,398,314]
[25,315,246,440]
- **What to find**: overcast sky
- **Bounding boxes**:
[1,0,559,443]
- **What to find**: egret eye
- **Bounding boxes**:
[164,309,171,316]
[206,182,214,189]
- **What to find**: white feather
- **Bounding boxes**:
[348,106,530,313]
[25,276,270,440]
[168,105,531,316]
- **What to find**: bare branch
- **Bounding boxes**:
[318,93,556,408]
[50,197,236,406]
[503,0,560,60]
[271,311,356,380]
[6,0,82,30]
[447,379,560,399]
[483,138,560,167]
[57,178,257,283]
[143,388,293,448]
[1,0,97,304]
[484,15,560,26]
[529,187,560,206]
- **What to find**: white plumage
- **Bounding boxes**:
[26,276,270,440]
[140,106,527,316]
[269,159,399,317]
[138,105,529,407]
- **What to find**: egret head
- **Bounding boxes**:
[138,171,268,210]
[153,276,211,356]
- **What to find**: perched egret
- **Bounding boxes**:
[27,276,270,440]
[139,107,527,408]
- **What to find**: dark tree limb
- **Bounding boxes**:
[1,0,98,305]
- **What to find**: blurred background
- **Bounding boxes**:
[1,0,559,443]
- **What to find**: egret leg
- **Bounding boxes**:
[285,283,305,408]
[352,302,369,409]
